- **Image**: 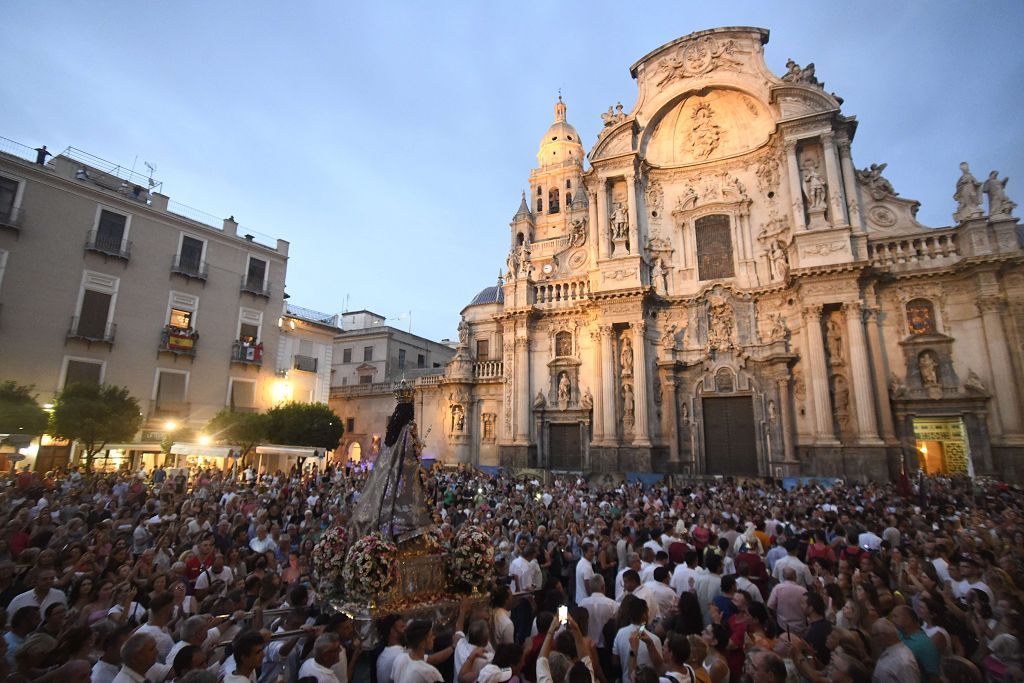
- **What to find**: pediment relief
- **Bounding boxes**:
[590,122,635,161]
[670,170,751,219]
[642,89,774,167]
[770,84,840,121]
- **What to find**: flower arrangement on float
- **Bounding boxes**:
[342,532,399,601]
[450,524,493,591]
[310,525,349,584]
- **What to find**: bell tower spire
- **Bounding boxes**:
[554,93,566,123]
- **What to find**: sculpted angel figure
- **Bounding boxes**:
[983,170,1017,218]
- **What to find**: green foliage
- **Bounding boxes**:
[49,383,143,470]
[205,409,268,465]
[0,381,49,442]
[264,402,344,451]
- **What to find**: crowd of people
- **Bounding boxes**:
[0,461,1022,683]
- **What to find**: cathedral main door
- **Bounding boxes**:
[702,396,758,476]
[548,423,582,470]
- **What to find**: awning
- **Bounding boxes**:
[255,445,319,457]
[103,443,162,452]
[170,443,234,458]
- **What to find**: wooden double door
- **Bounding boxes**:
[702,396,758,476]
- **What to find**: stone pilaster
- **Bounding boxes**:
[802,304,837,443]
[836,135,862,230]
[590,328,605,443]
[514,336,531,443]
[864,307,896,441]
[600,325,617,445]
[844,302,882,444]
[777,376,797,464]
[662,368,680,463]
[587,190,599,264]
[626,173,639,255]
[632,322,651,446]
[784,140,807,231]
[821,132,848,227]
[978,296,1023,434]
[595,179,609,260]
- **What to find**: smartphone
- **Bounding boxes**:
[558,605,568,624]
[638,625,646,635]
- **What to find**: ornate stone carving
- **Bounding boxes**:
[621,381,635,424]
[689,103,722,159]
[603,269,636,282]
[756,155,782,195]
[867,206,897,228]
[801,156,828,213]
[653,257,669,295]
[964,369,986,394]
[610,201,629,241]
[857,163,898,200]
[781,58,823,88]
[569,217,587,247]
[767,400,777,424]
[767,313,788,342]
[557,371,571,409]
[620,333,634,377]
[918,351,939,388]
[826,315,844,365]
[672,171,749,219]
[800,241,846,257]
[983,171,1017,218]
[832,373,850,431]
[580,388,593,410]
[953,161,983,222]
[660,323,677,349]
[653,36,743,87]
[450,404,465,433]
[707,294,735,351]
[600,102,627,129]
[756,207,790,243]
[645,179,664,217]
[534,390,547,409]
[888,372,906,398]
[767,239,790,281]
[457,317,469,345]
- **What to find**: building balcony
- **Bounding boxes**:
[231,340,264,367]
[867,230,961,272]
[293,354,318,372]
[240,276,271,298]
[171,254,208,282]
[533,278,591,307]
[0,205,24,234]
[473,360,504,379]
[66,316,116,345]
[85,229,132,260]
[158,325,198,357]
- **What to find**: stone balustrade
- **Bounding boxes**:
[473,360,504,379]
[415,374,443,387]
[534,278,591,306]
[867,230,960,270]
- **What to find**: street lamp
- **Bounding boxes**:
[198,434,211,446]
[164,420,178,432]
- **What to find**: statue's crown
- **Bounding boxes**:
[394,379,414,404]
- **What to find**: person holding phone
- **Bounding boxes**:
[613,595,663,674]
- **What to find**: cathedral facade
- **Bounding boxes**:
[433,27,1024,481]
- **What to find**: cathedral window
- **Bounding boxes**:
[548,188,560,214]
[566,179,572,189]
[906,298,937,335]
[566,193,573,205]
[555,331,572,357]
[695,214,735,280]
[537,198,543,212]
[477,339,489,360]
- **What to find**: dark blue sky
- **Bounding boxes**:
[5,2,1023,340]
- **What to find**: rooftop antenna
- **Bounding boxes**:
[144,161,157,188]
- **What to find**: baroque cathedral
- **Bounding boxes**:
[430,27,1023,482]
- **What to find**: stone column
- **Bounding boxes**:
[590,329,604,443]
[978,296,1023,433]
[784,140,808,231]
[626,173,639,255]
[514,336,531,443]
[663,368,680,464]
[820,132,848,227]
[836,135,862,229]
[587,190,599,264]
[844,302,881,443]
[802,304,836,442]
[600,325,617,445]
[595,179,609,260]
[863,307,896,440]
[777,377,796,463]
[632,322,652,446]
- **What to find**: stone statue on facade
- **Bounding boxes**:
[801,157,828,212]
[653,257,669,294]
[964,369,987,394]
[826,317,844,363]
[451,404,465,433]
[621,382,635,420]
[856,163,898,200]
[610,202,629,239]
[601,102,626,128]
[707,296,734,352]
[534,390,546,410]
[620,335,634,377]
[660,323,677,350]
[781,58,821,87]
[983,171,1017,218]
[919,352,940,388]
[569,218,587,247]
[457,317,469,346]
[557,372,571,407]
[768,239,789,281]
[953,162,983,222]
[767,313,788,342]
[888,372,906,398]
[580,388,593,410]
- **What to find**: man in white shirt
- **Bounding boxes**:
[392,620,443,683]
[771,540,814,587]
[298,633,344,683]
[670,550,701,595]
[453,620,492,683]
[249,525,277,553]
[111,632,158,683]
[194,553,234,599]
[643,566,678,619]
[134,592,176,663]
[579,575,618,647]
[639,547,657,584]
[612,595,663,672]
[376,614,408,683]
[7,568,67,615]
[616,553,641,599]
[224,630,266,683]
[574,543,596,605]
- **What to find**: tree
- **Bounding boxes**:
[265,402,344,463]
[0,381,49,444]
[205,409,268,467]
[49,383,143,471]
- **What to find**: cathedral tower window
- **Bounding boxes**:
[906,298,937,335]
[566,179,572,189]
[548,188,560,214]
[695,214,735,280]
[536,186,543,213]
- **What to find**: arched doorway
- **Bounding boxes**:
[347,441,362,463]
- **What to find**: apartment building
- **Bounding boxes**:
[0,137,289,470]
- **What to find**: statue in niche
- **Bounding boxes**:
[983,171,1017,218]
[919,352,940,388]
[534,390,546,409]
[707,296,734,351]
[653,257,669,294]
[660,323,677,350]
[689,103,722,159]
[768,239,789,281]
[622,382,635,419]
[506,249,518,278]
[620,335,634,377]
[557,372,571,407]
[451,404,465,433]
[801,157,828,212]
[767,400,777,424]
[953,162,983,222]
[767,313,788,342]
[826,317,844,363]
[610,202,629,239]
[580,388,593,410]
[856,163,898,200]
[680,400,690,425]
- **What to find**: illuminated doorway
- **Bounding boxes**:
[912,416,971,475]
[347,441,362,463]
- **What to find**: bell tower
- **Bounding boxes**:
[528,96,586,242]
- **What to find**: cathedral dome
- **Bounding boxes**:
[467,285,504,307]
[537,96,583,167]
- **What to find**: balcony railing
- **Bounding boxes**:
[231,340,264,366]
[67,315,116,344]
[240,276,271,298]
[473,360,504,379]
[534,278,591,306]
[0,205,24,232]
[85,229,132,260]
[158,325,198,356]
[171,254,209,281]
[293,354,318,372]
[867,230,961,270]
